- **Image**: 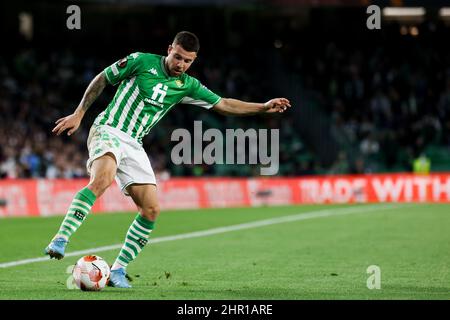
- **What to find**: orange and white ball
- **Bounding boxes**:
[72,255,110,291]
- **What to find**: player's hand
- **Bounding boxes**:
[263,98,291,113]
[52,113,82,136]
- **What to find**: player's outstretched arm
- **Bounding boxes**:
[212,97,291,116]
[52,72,108,136]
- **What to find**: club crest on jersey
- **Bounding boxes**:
[175,80,184,87]
[117,58,128,68]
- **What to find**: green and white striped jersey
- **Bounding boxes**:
[95,52,221,143]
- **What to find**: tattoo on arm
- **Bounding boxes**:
[75,72,107,115]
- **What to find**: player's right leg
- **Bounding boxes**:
[44,153,117,259]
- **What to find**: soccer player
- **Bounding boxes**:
[45,31,291,288]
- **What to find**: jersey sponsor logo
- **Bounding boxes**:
[149,68,158,75]
[118,58,127,68]
[151,83,168,103]
[144,98,164,108]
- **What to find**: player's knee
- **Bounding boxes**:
[87,175,114,197]
[140,205,160,221]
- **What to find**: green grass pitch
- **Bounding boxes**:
[0,203,449,300]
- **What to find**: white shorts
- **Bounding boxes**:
[86,124,156,196]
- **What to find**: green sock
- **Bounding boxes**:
[113,214,155,269]
[56,187,97,240]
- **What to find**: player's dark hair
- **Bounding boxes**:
[173,31,200,53]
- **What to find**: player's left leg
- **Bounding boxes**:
[109,183,159,288]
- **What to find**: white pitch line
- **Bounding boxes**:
[0,203,406,269]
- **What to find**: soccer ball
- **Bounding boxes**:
[72,255,110,291]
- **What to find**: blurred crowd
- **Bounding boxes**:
[0,50,91,179]
[1,18,450,179]
[281,20,450,174]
